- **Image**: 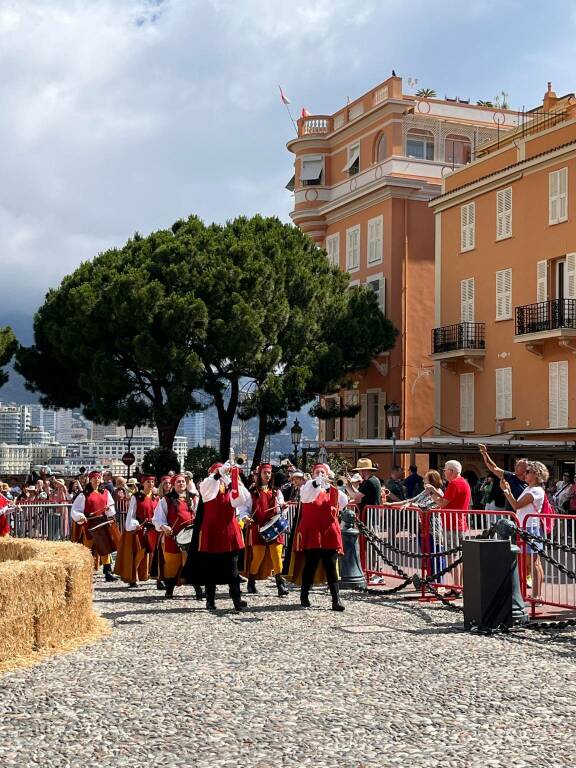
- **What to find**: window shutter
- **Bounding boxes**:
[460,278,474,323]
[549,363,559,428]
[496,269,512,320]
[344,392,359,440]
[468,202,475,249]
[359,393,368,438]
[559,168,568,222]
[460,373,474,432]
[504,187,512,237]
[566,253,576,299]
[497,187,512,239]
[549,171,559,224]
[333,396,341,441]
[496,367,512,420]
[503,268,512,318]
[537,260,548,303]
[461,203,475,251]
[378,391,387,440]
[496,189,504,239]
[367,220,374,263]
[380,276,386,315]
[558,361,569,428]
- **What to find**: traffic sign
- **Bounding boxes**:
[121,452,136,466]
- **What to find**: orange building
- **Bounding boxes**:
[286,75,514,469]
[430,83,576,474]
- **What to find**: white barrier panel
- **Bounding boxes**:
[363,505,423,582]
[523,513,576,614]
[10,503,72,540]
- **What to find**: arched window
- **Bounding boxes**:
[376,133,387,163]
[406,128,434,160]
[445,134,471,165]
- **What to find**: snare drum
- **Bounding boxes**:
[174,524,195,552]
[259,514,289,544]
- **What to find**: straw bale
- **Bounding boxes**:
[0,538,41,563]
[35,598,97,650]
[0,615,35,662]
[0,560,67,620]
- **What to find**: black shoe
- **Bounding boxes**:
[103,565,118,582]
[128,582,137,588]
[206,601,217,611]
[329,583,345,612]
[164,578,176,599]
[247,578,258,594]
[194,586,205,601]
[156,580,165,591]
[300,590,311,608]
[275,575,289,597]
[234,599,248,612]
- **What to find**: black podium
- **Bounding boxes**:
[463,539,513,630]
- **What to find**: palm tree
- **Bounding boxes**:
[477,100,494,107]
[415,88,436,99]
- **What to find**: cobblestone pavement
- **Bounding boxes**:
[0,576,575,768]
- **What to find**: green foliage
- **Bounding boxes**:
[142,447,180,477]
[0,327,17,389]
[476,100,494,107]
[415,88,436,98]
[184,445,220,479]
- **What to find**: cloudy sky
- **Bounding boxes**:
[1,0,575,341]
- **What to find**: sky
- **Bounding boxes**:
[1,0,576,343]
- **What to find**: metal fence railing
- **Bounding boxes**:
[431,322,485,354]
[515,298,576,335]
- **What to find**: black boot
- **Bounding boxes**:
[300,584,311,608]
[156,579,165,591]
[230,583,247,611]
[164,578,176,599]
[205,584,216,610]
[128,581,137,588]
[194,584,205,601]
[247,577,258,594]
[103,563,117,582]
[329,582,345,612]
[275,574,289,597]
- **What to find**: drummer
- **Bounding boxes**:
[244,463,289,597]
[71,470,118,582]
[152,473,203,600]
[114,475,158,587]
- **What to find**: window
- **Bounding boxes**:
[346,225,360,271]
[459,373,474,432]
[376,134,387,163]
[495,268,512,320]
[406,129,434,160]
[549,168,568,225]
[460,278,474,323]
[367,215,383,264]
[326,234,340,268]
[300,156,323,186]
[460,202,475,252]
[549,361,568,429]
[495,367,512,420]
[344,391,359,440]
[367,274,386,314]
[496,187,513,240]
[343,143,360,176]
[445,134,471,165]
[366,392,380,438]
[537,260,548,303]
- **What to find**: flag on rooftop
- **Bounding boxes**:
[301,107,311,118]
[279,85,291,105]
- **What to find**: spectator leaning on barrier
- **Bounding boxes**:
[500,461,548,601]
[386,465,406,503]
[479,445,528,512]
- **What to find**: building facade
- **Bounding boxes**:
[287,75,515,468]
[430,84,576,472]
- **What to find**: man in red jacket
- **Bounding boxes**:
[291,463,348,611]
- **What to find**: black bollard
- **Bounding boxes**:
[339,509,367,589]
[463,539,513,630]
[494,518,529,624]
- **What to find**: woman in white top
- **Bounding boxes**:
[500,460,548,601]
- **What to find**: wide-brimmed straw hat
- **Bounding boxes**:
[352,458,379,472]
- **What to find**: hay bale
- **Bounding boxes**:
[35,598,97,649]
[0,615,35,662]
[0,538,41,563]
[0,560,67,620]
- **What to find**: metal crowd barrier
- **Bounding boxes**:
[9,502,73,541]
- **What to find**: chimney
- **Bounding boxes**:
[543,81,558,113]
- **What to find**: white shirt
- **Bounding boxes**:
[516,485,544,525]
[124,494,161,532]
[300,478,348,511]
[152,495,199,531]
[198,473,250,507]
[71,490,115,523]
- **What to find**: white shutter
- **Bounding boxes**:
[549,171,559,224]
[378,392,387,440]
[496,269,512,320]
[461,202,475,251]
[537,260,548,303]
[368,220,375,264]
[559,168,568,222]
[344,392,359,440]
[346,226,360,270]
[549,363,560,428]
[460,373,474,432]
[380,276,386,315]
[566,253,576,299]
[550,361,569,429]
[496,187,512,239]
[558,361,569,428]
[496,367,512,420]
[359,393,368,438]
[460,278,474,323]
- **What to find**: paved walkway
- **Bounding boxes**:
[0,576,575,768]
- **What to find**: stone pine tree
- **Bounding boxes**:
[0,327,17,390]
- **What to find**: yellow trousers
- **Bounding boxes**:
[249,544,283,577]
[162,546,187,580]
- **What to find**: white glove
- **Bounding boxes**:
[76,513,87,524]
[105,506,116,518]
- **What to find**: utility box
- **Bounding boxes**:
[463,539,513,630]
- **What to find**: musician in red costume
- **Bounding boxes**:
[114,475,158,587]
[244,463,288,597]
[152,473,202,600]
[0,493,11,537]
[71,470,117,582]
[290,463,348,611]
[195,461,250,612]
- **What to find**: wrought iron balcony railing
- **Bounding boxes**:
[431,322,485,354]
[515,299,576,336]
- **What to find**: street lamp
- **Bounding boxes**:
[384,401,401,468]
[123,425,135,480]
[291,418,303,468]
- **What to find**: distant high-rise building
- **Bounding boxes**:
[55,410,74,444]
[177,412,206,447]
[0,404,30,443]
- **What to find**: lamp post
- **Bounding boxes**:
[384,401,401,468]
[123,425,135,480]
[290,418,303,468]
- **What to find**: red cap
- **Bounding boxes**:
[141,475,156,484]
[88,471,102,480]
[258,463,272,472]
[170,473,186,487]
[160,475,171,483]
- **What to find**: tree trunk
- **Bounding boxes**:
[214,378,239,460]
[251,413,268,470]
[156,419,180,449]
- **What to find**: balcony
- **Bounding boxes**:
[514,299,576,354]
[430,322,486,368]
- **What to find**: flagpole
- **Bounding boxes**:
[278,85,298,135]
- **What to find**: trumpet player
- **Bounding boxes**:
[289,463,348,611]
[244,463,289,597]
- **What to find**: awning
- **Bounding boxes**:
[285,175,295,191]
[342,146,360,172]
[300,159,323,182]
